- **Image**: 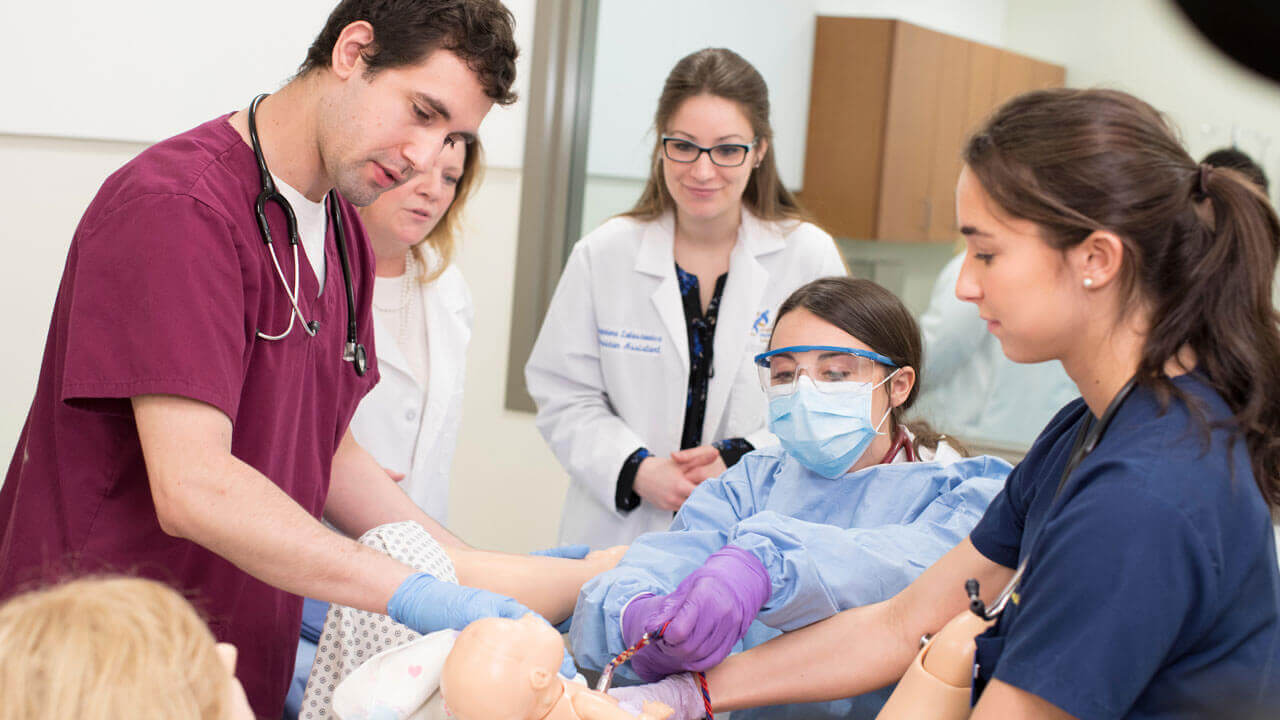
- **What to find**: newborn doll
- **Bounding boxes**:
[330,615,670,720]
[442,615,672,720]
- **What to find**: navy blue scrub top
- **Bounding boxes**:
[969,373,1280,719]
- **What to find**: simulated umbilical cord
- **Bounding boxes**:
[600,620,715,718]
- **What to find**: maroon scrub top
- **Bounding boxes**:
[0,115,380,718]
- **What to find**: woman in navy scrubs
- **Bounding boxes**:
[611,88,1280,720]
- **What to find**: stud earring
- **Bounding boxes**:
[1083,277,1094,288]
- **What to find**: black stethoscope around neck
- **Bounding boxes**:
[248,93,367,376]
[967,376,1139,621]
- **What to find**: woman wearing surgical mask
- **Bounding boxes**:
[526,48,847,550]
[571,277,1011,720]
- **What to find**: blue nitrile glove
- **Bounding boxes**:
[531,543,592,559]
[621,545,771,680]
[388,573,577,678]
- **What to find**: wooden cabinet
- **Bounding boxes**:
[801,18,1064,242]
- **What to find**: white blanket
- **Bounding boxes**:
[299,521,458,720]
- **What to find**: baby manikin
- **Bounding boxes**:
[331,615,670,720]
[443,615,671,720]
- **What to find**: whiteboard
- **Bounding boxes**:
[2,0,533,168]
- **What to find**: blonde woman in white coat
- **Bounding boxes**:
[351,138,481,524]
[526,48,846,548]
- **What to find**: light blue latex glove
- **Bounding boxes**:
[388,573,577,677]
[530,543,592,559]
[610,673,705,720]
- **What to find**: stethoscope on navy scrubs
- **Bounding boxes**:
[248,93,368,376]
[966,375,1139,621]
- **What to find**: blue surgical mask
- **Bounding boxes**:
[767,374,895,478]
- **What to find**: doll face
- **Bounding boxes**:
[441,615,567,720]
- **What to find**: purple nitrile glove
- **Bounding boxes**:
[621,545,771,680]
[610,673,706,720]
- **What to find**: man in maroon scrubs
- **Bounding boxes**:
[0,2,524,716]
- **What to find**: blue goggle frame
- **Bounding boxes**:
[753,345,897,369]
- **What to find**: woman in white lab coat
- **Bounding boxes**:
[350,138,482,523]
[283,140,483,719]
[525,48,846,548]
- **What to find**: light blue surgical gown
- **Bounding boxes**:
[571,444,1010,720]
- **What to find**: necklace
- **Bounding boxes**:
[372,252,417,350]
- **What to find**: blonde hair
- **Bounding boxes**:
[0,577,231,720]
[624,48,810,224]
[409,139,486,284]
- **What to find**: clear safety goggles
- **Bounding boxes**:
[753,345,897,397]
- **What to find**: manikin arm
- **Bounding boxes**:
[570,689,672,720]
[701,539,1012,712]
[449,545,627,624]
[971,679,1079,720]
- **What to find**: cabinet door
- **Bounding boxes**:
[877,22,944,241]
[802,18,895,239]
[926,33,975,241]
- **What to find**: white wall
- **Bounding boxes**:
[2,0,533,170]
[1004,0,1280,193]
[0,135,144,465]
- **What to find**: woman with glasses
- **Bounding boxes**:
[526,48,847,549]
[570,277,1010,720]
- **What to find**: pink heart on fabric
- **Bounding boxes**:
[408,665,423,678]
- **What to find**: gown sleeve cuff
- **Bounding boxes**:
[713,438,754,468]
[615,448,652,513]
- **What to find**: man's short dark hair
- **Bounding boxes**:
[300,0,518,106]
[1202,147,1270,192]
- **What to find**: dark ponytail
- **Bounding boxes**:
[774,277,968,456]
[965,88,1280,505]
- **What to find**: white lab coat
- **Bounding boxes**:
[526,210,846,547]
[349,260,473,523]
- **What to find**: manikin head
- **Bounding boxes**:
[0,577,253,720]
[299,0,516,206]
[440,615,566,720]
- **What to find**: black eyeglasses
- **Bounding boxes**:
[661,136,756,167]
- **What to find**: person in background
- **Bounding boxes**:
[609,87,1280,720]
[526,47,846,549]
[1202,146,1270,195]
[572,277,1007,719]
[353,137,482,525]
[0,577,255,720]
